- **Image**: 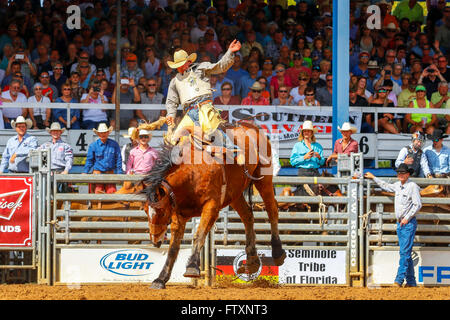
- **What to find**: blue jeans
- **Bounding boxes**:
[395,217,417,286]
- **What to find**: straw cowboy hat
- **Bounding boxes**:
[46,122,66,133]
[167,49,197,69]
[122,127,136,138]
[249,81,264,91]
[338,122,357,133]
[300,120,318,133]
[11,116,33,129]
[93,123,113,134]
[138,129,152,138]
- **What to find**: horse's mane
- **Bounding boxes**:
[141,144,176,202]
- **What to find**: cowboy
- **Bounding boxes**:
[365,163,422,287]
[326,122,359,167]
[83,123,123,193]
[0,116,38,173]
[164,40,242,158]
[395,131,432,178]
[39,122,73,174]
[126,128,158,175]
[423,129,450,178]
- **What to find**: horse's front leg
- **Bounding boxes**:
[184,200,219,278]
[151,216,187,289]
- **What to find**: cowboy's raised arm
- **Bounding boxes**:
[198,40,241,76]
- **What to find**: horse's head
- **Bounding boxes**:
[146,180,177,247]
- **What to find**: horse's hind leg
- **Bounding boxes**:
[230,194,260,274]
[184,200,220,278]
[254,176,286,266]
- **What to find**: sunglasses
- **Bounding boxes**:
[222,88,232,90]
[378,89,387,93]
[63,88,71,91]
[305,93,314,96]
[252,89,262,93]
[139,135,150,139]
[40,75,49,78]
[79,66,89,68]
[299,78,308,81]
[34,87,42,90]
[276,69,285,73]
[54,67,63,70]
[279,90,288,93]
[147,83,156,86]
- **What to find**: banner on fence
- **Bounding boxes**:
[216,248,347,285]
[59,248,192,283]
[369,250,450,285]
[227,106,363,141]
[0,176,33,247]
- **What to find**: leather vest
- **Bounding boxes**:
[405,145,422,177]
[174,67,212,106]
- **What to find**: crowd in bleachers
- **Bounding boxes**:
[0,0,448,134]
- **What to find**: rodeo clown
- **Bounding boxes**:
[164,39,244,164]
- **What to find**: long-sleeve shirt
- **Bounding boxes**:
[84,138,123,174]
[39,139,74,172]
[290,140,325,169]
[126,146,158,175]
[395,145,431,177]
[423,145,450,175]
[372,177,422,222]
[0,133,38,173]
[165,49,235,118]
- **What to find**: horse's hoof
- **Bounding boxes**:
[273,250,286,266]
[184,267,201,278]
[150,280,166,289]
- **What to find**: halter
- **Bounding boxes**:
[149,179,178,211]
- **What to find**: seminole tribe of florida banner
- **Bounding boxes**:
[227,106,362,141]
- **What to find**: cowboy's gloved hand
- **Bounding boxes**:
[166,116,174,126]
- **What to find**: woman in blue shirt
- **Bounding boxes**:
[290,120,325,177]
[53,83,81,129]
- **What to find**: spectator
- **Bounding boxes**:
[289,71,309,105]
[369,86,399,134]
[298,86,320,107]
[38,71,58,102]
[27,82,51,129]
[286,52,311,88]
[238,61,260,98]
[419,64,447,99]
[318,60,331,81]
[83,123,123,194]
[355,76,372,100]
[126,128,158,175]
[406,85,437,135]
[431,82,450,134]
[351,51,370,77]
[240,29,264,58]
[349,85,368,107]
[316,73,333,106]
[308,65,326,90]
[53,83,81,129]
[62,43,78,76]
[90,40,111,73]
[1,61,33,92]
[226,54,248,93]
[39,122,73,176]
[259,58,275,85]
[364,164,422,288]
[77,60,94,90]
[395,131,431,178]
[204,28,223,60]
[0,116,37,173]
[121,126,138,173]
[114,53,144,85]
[137,77,165,123]
[50,61,67,94]
[391,63,404,87]
[241,82,270,106]
[326,122,359,167]
[270,64,292,101]
[6,47,37,80]
[424,129,450,177]
[80,80,109,129]
[70,51,96,75]
[366,60,381,94]
[214,73,236,97]
[436,55,450,82]
[393,0,424,25]
[272,85,295,106]
[398,74,417,108]
[290,120,325,179]
[33,44,52,75]
[141,46,160,79]
[213,81,241,121]
[1,79,27,128]
[111,77,140,130]
[435,6,450,55]
[191,14,217,44]
[266,29,287,64]
[68,71,85,102]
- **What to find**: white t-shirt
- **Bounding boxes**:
[1,91,27,118]
[80,93,108,122]
[28,95,51,119]
[289,87,305,105]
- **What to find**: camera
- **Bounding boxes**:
[15,54,24,60]
[120,78,130,85]
[93,86,100,92]
[385,70,391,75]
[427,67,435,73]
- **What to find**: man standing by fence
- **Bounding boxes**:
[365,164,422,287]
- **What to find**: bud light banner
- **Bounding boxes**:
[0,176,33,247]
[227,106,362,141]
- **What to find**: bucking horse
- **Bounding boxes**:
[141,122,286,289]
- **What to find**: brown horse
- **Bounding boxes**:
[142,123,286,289]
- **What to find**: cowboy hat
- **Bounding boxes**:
[138,129,152,137]
[395,163,414,175]
[338,122,357,133]
[11,116,32,129]
[122,127,136,138]
[427,129,449,141]
[93,123,113,134]
[300,120,318,133]
[167,49,197,69]
[249,81,264,91]
[46,122,66,133]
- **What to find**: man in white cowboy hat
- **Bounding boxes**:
[395,131,432,178]
[39,122,73,174]
[164,39,241,152]
[121,126,138,172]
[326,122,359,167]
[126,127,158,175]
[84,123,123,193]
[0,116,38,173]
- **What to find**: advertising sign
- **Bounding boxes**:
[59,248,193,283]
[369,250,450,285]
[216,248,347,285]
[0,176,33,247]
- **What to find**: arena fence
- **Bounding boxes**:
[0,150,449,286]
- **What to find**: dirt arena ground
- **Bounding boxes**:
[1,283,449,300]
